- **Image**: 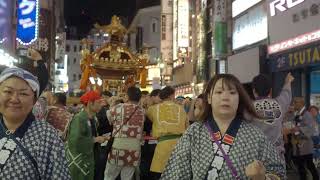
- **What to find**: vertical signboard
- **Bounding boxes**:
[17,9,52,64]
[177,0,189,48]
[161,0,173,79]
[16,0,39,45]
[214,0,227,58]
[172,0,178,61]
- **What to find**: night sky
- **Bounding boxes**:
[64,0,136,38]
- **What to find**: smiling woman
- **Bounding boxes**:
[0,67,71,179]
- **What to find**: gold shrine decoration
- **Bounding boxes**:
[80,39,97,90]
[140,68,148,88]
[94,16,127,40]
[79,15,149,92]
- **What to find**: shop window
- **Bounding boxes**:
[73,58,77,64]
[74,45,77,52]
[73,74,76,81]
[78,74,82,80]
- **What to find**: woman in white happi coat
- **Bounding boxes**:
[161,74,286,180]
[0,67,71,180]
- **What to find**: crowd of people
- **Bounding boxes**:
[0,49,320,180]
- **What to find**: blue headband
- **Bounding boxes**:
[0,67,40,97]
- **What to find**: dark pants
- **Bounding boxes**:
[149,172,161,180]
[140,142,157,180]
[293,154,319,180]
[94,146,108,180]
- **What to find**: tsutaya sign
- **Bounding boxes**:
[269,0,305,17]
[270,43,320,72]
[16,0,39,45]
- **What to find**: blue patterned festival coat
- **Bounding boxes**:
[0,118,71,180]
[161,121,286,180]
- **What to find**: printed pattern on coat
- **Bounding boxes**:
[160,121,286,180]
[107,103,145,167]
[0,121,71,180]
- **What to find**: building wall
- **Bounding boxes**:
[172,63,193,84]
[128,6,161,64]
[65,40,82,91]
[227,0,268,83]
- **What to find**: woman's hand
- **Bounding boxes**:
[26,48,42,61]
[245,160,266,180]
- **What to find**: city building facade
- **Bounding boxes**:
[128,5,162,91]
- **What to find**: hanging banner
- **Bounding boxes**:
[16,0,39,45]
[214,0,227,58]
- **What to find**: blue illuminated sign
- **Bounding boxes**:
[16,0,39,45]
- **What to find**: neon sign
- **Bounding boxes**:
[268,29,320,54]
[269,0,305,17]
[16,0,39,45]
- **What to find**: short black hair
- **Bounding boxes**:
[54,92,67,106]
[159,86,175,100]
[127,86,142,102]
[252,74,272,97]
[102,91,112,97]
[141,91,149,96]
[150,89,161,97]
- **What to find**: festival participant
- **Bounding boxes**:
[251,73,294,163]
[66,91,107,180]
[0,67,70,179]
[161,74,285,180]
[188,94,204,123]
[46,92,73,138]
[104,86,145,180]
[140,89,162,180]
[290,97,319,180]
[147,86,188,179]
[95,91,113,180]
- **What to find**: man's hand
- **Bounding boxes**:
[27,48,42,61]
[245,160,266,180]
[285,73,294,85]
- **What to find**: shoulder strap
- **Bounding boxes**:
[112,105,139,137]
[62,113,75,141]
[205,121,240,180]
[9,135,41,180]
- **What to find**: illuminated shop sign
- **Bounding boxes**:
[233,4,267,50]
[268,29,320,54]
[269,0,305,17]
[232,0,262,17]
[16,0,39,45]
[270,43,320,71]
